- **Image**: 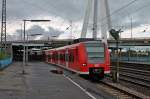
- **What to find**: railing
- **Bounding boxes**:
[111,56,150,63]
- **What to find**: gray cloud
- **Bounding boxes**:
[7,25,62,41]
[0,0,149,24]
[1,0,150,39]
[0,0,86,21]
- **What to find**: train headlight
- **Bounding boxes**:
[82,64,87,66]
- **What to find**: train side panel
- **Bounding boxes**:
[44,41,110,79]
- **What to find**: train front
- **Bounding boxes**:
[83,41,110,80]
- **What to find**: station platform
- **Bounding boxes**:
[0,62,94,99]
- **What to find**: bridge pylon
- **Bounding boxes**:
[81,0,112,43]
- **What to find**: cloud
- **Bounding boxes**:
[7,25,63,41]
[0,0,150,40]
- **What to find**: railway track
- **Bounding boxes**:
[115,67,150,77]
[79,75,149,99]
[108,73,150,89]
[111,62,150,71]
[53,66,150,99]
[110,68,150,88]
[51,61,150,98]
[78,74,148,99]
[109,62,150,97]
[111,62,150,84]
[97,80,150,99]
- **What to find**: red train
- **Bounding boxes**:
[44,39,110,80]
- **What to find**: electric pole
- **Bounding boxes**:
[131,17,133,39]
[1,0,7,54]
[70,20,73,39]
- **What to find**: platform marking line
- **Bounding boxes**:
[63,75,97,99]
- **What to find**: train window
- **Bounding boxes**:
[53,54,56,60]
[58,53,60,60]
[72,54,74,62]
[60,54,62,60]
[65,54,69,61]
[56,53,58,60]
[48,55,51,59]
[85,41,105,63]
[69,54,71,62]
[75,48,78,61]
[53,53,58,60]
[52,54,55,60]
[60,54,62,61]
[63,54,65,61]
[69,53,74,62]
[60,54,64,61]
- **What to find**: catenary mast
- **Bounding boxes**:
[1,0,7,53]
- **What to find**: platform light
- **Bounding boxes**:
[22,19,51,74]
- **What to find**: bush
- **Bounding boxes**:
[0,51,10,60]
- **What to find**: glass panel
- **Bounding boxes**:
[85,41,105,63]
[86,47,104,52]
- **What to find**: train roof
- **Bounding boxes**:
[71,38,102,44]
[45,38,103,51]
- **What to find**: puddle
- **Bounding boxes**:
[50,69,63,74]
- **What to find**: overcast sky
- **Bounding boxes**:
[0,0,150,40]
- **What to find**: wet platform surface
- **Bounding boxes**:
[0,62,93,99]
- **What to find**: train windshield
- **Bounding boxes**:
[85,41,105,63]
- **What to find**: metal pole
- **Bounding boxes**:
[4,0,6,54]
[116,40,119,82]
[1,0,7,54]
[22,20,26,74]
[148,49,150,62]
[112,40,119,83]
[70,20,72,39]
[128,48,130,62]
[26,31,28,66]
[21,24,23,41]
[136,49,138,62]
[22,19,50,66]
[131,17,133,39]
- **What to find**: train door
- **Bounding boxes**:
[65,49,69,68]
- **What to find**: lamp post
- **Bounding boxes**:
[22,19,50,74]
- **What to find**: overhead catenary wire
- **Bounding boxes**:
[5,0,150,37]
[96,1,150,29]
[21,0,74,33]
[81,0,139,33]
[13,0,139,32]
[99,0,139,24]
